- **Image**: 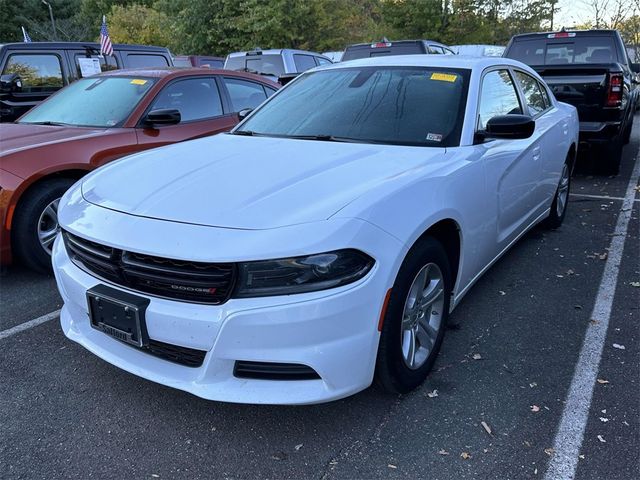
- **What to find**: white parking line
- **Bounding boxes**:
[544,152,640,480]
[0,309,60,341]
[570,192,640,203]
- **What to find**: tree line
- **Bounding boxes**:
[1,0,639,56]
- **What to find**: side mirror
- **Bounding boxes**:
[0,73,22,93]
[238,108,253,121]
[143,109,181,127]
[482,114,535,141]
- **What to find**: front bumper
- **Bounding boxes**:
[53,216,403,404]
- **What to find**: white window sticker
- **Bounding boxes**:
[426,133,443,142]
[78,57,101,77]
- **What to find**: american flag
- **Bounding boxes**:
[100,15,113,56]
[21,26,32,43]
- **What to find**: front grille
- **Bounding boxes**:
[234,361,321,381]
[63,231,236,304]
[147,339,206,368]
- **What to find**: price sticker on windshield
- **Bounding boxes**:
[430,72,457,82]
[130,79,148,85]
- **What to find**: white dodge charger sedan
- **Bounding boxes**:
[53,56,578,404]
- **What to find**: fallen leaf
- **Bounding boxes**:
[427,389,439,398]
[530,382,538,388]
[438,449,450,456]
[597,378,609,384]
[294,444,303,451]
[531,405,540,412]
[574,305,583,310]
[612,343,626,350]
[472,353,483,360]
[481,421,492,435]
[524,441,531,448]
[271,452,288,460]
[589,319,599,325]
[499,290,506,295]
[579,454,585,459]
[566,269,574,275]
[599,252,608,260]
[597,435,606,443]
[387,464,397,469]
[544,448,554,456]
[631,282,640,288]
[556,274,564,278]
[534,468,538,474]
[599,417,609,423]
[460,452,471,460]
[151,475,160,479]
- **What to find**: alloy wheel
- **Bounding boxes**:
[37,198,60,255]
[401,263,445,370]
[556,163,570,218]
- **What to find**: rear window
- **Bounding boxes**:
[125,54,170,68]
[224,54,285,77]
[342,42,426,61]
[507,35,619,65]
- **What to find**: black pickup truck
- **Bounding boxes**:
[504,30,638,174]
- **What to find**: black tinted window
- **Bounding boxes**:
[507,36,618,65]
[2,54,63,93]
[293,54,317,72]
[126,54,169,68]
[225,55,285,77]
[515,71,547,115]
[342,43,425,61]
[224,77,268,111]
[240,67,470,147]
[150,78,222,122]
[478,70,522,129]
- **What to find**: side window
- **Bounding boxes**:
[149,77,222,122]
[74,54,118,78]
[443,48,456,55]
[265,86,277,97]
[478,69,522,130]
[293,54,317,72]
[125,54,170,68]
[224,77,267,111]
[2,54,63,93]
[428,46,445,54]
[514,71,547,115]
[315,57,331,66]
[538,80,551,108]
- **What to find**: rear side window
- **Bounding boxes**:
[149,77,222,122]
[316,57,331,66]
[224,77,268,111]
[125,54,170,68]
[341,43,425,61]
[507,36,618,65]
[515,71,548,115]
[478,69,522,130]
[198,58,224,68]
[428,45,445,54]
[293,54,317,72]
[2,54,63,92]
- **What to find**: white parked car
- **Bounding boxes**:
[53,56,578,404]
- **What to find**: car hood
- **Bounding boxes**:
[81,134,449,230]
[0,123,107,156]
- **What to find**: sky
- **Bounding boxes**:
[554,0,632,29]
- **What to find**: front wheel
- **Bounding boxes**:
[375,237,452,394]
[542,161,571,229]
[12,178,75,273]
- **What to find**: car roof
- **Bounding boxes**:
[346,39,447,48]
[0,41,169,51]
[323,54,523,71]
[227,49,325,57]
[510,29,618,40]
[96,66,281,87]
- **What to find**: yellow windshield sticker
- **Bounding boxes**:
[430,73,457,82]
[130,79,148,85]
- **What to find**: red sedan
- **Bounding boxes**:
[0,67,279,271]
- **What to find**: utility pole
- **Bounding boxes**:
[42,0,56,40]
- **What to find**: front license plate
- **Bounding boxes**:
[87,284,150,347]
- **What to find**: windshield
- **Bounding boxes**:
[225,54,285,76]
[19,76,156,128]
[237,66,470,147]
[507,36,619,65]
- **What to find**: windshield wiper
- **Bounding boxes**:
[232,130,256,136]
[21,121,70,126]
[286,134,369,143]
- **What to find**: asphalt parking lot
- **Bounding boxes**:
[1,119,639,480]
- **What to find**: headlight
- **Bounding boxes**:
[233,249,375,298]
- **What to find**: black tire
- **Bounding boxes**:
[542,160,571,229]
[597,138,622,176]
[375,237,452,394]
[622,118,633,145]
[12,178,75,273]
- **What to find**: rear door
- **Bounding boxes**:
[220,76,276,116]
[135,76,236,149]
